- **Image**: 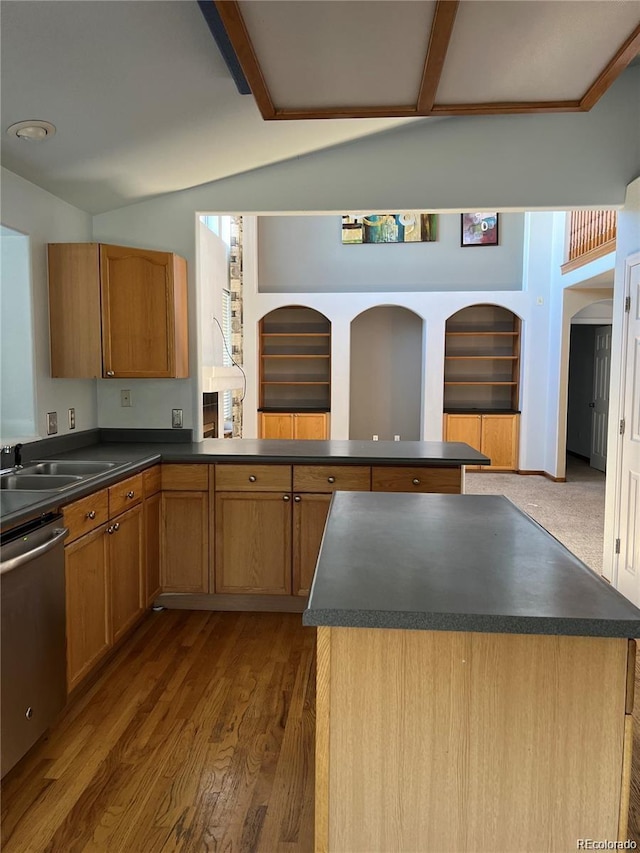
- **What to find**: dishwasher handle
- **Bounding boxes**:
[1,527,68,575]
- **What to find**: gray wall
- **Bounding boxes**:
[566,325,596,458]
[349,306,423,440]
[258,214,524,293]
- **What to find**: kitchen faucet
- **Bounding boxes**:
[1,443,23,473]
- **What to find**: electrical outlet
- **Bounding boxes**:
[120,389,131,407]
[172,408,183,429]
[46,412,58,435]
[68,408,76,430]
[372,434,379,441]
[394,435,400,441]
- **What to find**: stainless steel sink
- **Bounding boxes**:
[0,474,82,491]
[23,460,119,476]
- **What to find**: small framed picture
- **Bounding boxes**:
[461,212,499,247]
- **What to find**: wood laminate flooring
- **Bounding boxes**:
[1,611,316,853]
[5,610,640,850]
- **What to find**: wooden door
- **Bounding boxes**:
[292,493,332,596]
[100,245,185,378]
[109,504,144,644]
[481,414,519,471]
[260,413,293,439]
[293,413,327,440]
[160,492,209,593]
[444,414,482,471]
[65,525,111,692]
[144,491,161,605]
[215,492,292,594]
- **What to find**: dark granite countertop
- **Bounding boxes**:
[303,492,640,638]
[1,437,489,531]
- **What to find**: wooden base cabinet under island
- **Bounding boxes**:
[305,492,640,852]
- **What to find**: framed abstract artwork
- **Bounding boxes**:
[342,213,438,244]
[461,212,499,246]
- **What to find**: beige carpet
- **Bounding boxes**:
[465,455,606,575]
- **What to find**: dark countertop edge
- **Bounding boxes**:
[1,453,162,532]
[258,408,331,414]
[301,608,640,639]
[444,409,521,415]
[1,439,488,530]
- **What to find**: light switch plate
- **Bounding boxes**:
[68,408,76,430]
[120,389,131,407]
[172,408,183,429]
[46,412,58,435]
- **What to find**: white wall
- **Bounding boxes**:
[1,168,96,441]
[0,229,36,439]
[257,214,525,293]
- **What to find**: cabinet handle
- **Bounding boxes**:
[248,475,257,483]
[86,510,96,520]
[294,495,301,502]
[107,525,115,535]
[283,495,290,502]
[106,370,115,377]
[327,476,335,484]
[126,491,135,499]
[113,522,120,532]
[412,478,420,486]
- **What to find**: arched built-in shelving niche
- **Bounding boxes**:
[349,306,423,441]
[444,304,521,413]
[443,304,521,471]
[259,305,331,439]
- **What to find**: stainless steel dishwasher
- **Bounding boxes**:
[1,514,68,778]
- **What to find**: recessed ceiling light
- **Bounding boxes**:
[6,120,56,142]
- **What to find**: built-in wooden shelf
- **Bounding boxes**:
[259,306,331,416]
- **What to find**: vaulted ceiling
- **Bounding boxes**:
[1,1,638,214]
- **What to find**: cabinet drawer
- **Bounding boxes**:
[293,465,370,493]
[161,463,209,491]
[108,473,143,516]
[63,489,109,543]
[143,465,161,497]
[371,466,461,494]
[215,464,291,492]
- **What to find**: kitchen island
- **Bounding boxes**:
[304,492,640,852]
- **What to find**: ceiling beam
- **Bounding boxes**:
[213,1,276,119]
[198,0,251,95]
[580,23,640,111]
[417,0,460,113]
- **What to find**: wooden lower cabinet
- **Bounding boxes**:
[444,413,519,472]
[144,491,161,605]
[109,505,144,644]
[259,412,329,440]
[65,526,111,693]
[293,494,332,596]
[215,492,292,594]
[161,491,209,593]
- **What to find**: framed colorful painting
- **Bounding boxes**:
[342,213,438,244]
[461,212,499,246]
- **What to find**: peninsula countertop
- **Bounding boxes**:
[1,437,489,530]
[303,491,640,638]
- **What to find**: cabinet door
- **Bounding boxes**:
[144,492,161,605]
[100,245,187,378]
[293,413,328,440]
[109,504,144,645]
[161,492,209,593]
[292,494,332,596]
[48,243,102,378]
[445,414,482,472]
[481,414,519,471]
[65,525,111,692]
[260,413,293,439]
[215,492,292,594]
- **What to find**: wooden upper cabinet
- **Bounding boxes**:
[48,243,188,379]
